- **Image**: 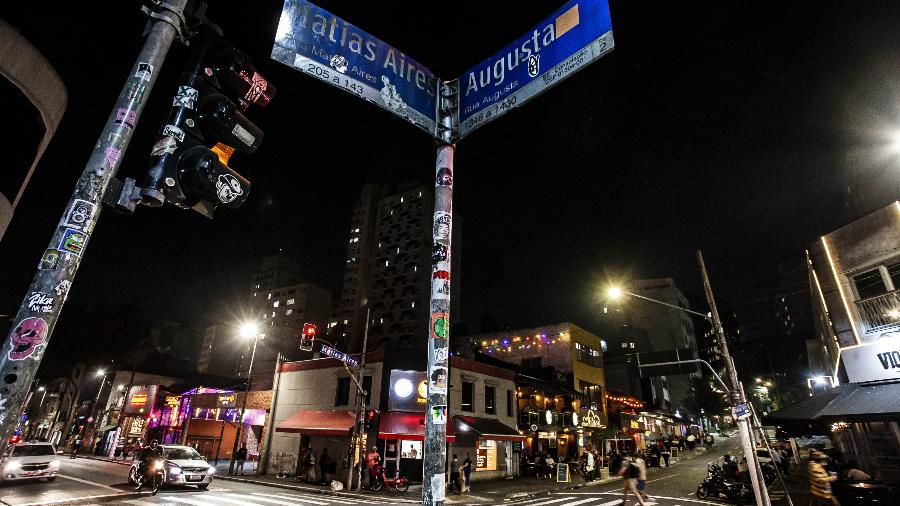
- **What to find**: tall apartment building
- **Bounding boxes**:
[604,278,700,414]
[331,183,461,355]
[198,254,331,389]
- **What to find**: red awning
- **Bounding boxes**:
[275,410,355,436]
[378,411,455,442]
[454,415,526,441]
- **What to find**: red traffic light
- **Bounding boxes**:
[302,323,317,337]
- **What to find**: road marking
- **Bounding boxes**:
[199,495,264,506]
[529,498,580,506]
[265,492,354,504]
[556,492,721,505]
[9,492,130,506]
[165,497,226,506]
[228,494,308,506]
[251,492,330,505]
[557,498,617,506]
[646,472,681,483]
[56,473,123,492]
[122,500,160,505]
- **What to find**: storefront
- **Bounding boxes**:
[378,410,456,481]
[185,390,271,463]
[453,415,525,481]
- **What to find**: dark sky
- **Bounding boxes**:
[4,1,900,375]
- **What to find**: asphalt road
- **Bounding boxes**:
[0,457,399,505]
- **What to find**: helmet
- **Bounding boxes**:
[150,439,159,446]
[722,454,734,463]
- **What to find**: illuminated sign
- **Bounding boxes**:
[218,394,237,408]
[630,420,640,429]
[388,370,427,412]
[580,409,603,428]
[165,396,180,408]
[124,385,158,415]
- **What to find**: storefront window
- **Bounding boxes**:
[400,440,422,459]
[476,440,497,471]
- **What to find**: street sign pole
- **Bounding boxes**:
[423,80,458,506]
[698,250,771,506]
[0,0,188,454]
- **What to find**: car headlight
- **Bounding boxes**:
[50,459,60,468]
[207,466,216,475]
[5,461,21,471]
[168,465,182,475]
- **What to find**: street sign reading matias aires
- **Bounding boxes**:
[458,0,614,138]
[272,0,439,136]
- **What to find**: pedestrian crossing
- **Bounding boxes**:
[504,491,725,506]
[120,490,400,505]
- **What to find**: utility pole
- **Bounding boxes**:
[259,353,284,476]
[229,332,259,475]
[0,0,188,454]
[347,308,369,491]
[698,250,771,506]
[423,80,458,506]
[109,366,136,458]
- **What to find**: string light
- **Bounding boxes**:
[473,330,576,352]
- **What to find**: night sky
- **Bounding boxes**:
[3,1,900,376]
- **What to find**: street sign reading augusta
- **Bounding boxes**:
[457,0,614,138]
[272,0,439,136]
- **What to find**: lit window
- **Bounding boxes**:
[287,299,295,305]
[418,192,422,197]
[411,301,415,308]
[414,265,417,272]
[397,247,400,254]
[400,197,404,203]
[385,260,389,267]
[267,293,272,300]
[273,301,280,308]
[263,314,267,320]
[271,312,276,317]
[285,309,293,316]
[343,319,348,325]
[380,318,384,324]
[621,343,628,348]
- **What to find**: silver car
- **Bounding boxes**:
[1,442,60,482]
[128,445,214,489]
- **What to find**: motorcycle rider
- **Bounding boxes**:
[136,439,166,487]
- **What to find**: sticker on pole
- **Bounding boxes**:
[431,405,447,425]
[271,0,439,137]
[431,474,446,502]
[732,402,751,421]
[8,317,48,361]
[457,0,614,138]
[57,228,88,257]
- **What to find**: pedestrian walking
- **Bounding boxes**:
[661,445,670,468]
[584,450,595,482]
[462,453,473,493]
[617,454,646,506]
[687,433,696,450]
[234,443,248,475]
[635,453,649,501]
[449,454,461,494]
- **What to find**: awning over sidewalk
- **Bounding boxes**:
[765,380,900,430]
[275,410,355,436]
[379,411,455,441]
[454,416,526,441]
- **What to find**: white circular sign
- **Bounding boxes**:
[545,409,553,425]
[393,378,413,398]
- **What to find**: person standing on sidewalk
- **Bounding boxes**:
[449,454,461,494]
[366,446,381,489]
[234,444,248,475]
[661,443,670,468]
[584,450,595,482]
[617,454,646,506]
[462,453,473,493]
[687,433,696,450]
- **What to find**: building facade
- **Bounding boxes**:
[329,183,462,354]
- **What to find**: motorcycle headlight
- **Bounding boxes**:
[153,461,165,471]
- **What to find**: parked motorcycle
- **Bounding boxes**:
[370,465,409,492]
[696,462,750,504]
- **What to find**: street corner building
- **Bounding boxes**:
[264,351,523,483]
[767,200,900,485]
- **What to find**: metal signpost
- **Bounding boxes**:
[0,0,188,456]
[271,1,615,503]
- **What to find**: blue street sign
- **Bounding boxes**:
[272,0,439,136]
[733,402,751,421]
[319,342,359,367]
[457,0,614,138]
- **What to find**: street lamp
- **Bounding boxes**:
[228,321,263,475]
[89,370,112,451]
[606,255,773,506]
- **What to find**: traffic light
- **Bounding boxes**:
[364,409,379,431]
[140,25,275,218]
[299,323,317,351]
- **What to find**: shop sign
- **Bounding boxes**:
[218,394,237,408]
[388,370,428,412]
[124,385,158,415]
[512,441,523,453]
[476,440,497,471]
[129,418,146,436]
[841,335,900,383]
[630,420,640,429]
[580,409,603,428]
[165,396,180,408]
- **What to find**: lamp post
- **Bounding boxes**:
[89,370,112,454]
[607,250,772,506]
[228,322,262,475]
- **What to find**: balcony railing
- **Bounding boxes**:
[855,290,900,334]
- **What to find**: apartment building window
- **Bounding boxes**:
[273,301,280,308]
[507,390,513,417]
[853,263,900,300]
[485,385,496,415]
[335,377,351,406]
[462,381,474,412]
[287,298,295,305]
[576,342,602,367]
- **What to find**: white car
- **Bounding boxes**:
[1,442,60,482]
[128,445,214,489]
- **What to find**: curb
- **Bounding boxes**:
[503,475,621,500]
[66,454,131,467]
[214,475,420,503]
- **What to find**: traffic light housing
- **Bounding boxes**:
[140,25,275,218]
[299,323,317,352]
[364,409,379,431]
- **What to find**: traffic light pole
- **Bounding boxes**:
[698,250,771,506]
[423,81,457,506]
[0,0,188,454]
[347,308,368,491]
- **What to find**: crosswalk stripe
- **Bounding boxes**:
[559,499,616,506]
[227,494,307,506]
[165,497,225,506]
[264,492,367,505]
[530,498,580,506]
[250,492,331,505]
[121,500,160,506]
[199,495,263,506]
